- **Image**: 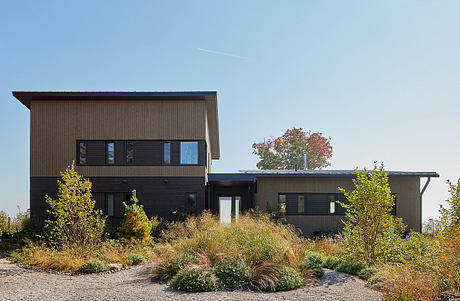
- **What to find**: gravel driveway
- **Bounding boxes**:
[0,257,383,301]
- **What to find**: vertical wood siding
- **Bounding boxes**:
[30,100,207,177]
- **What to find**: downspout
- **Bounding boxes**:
[420,177,431,232]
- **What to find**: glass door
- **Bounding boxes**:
[219,196,242,225]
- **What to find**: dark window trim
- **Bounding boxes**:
[180,141,200,166]
[106,141,115,165]
[105,193,115,217]
[278,192,347,216]
[77,140,87,166]
[162,141,171,165]
[125,141,135,165]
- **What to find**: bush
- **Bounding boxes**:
[323,256,342,269]
[82,259,107,273]
[304,251,325,267]
[119,190,152,242]
[336,260,366,276]
[125,253,146,266]
[155,254,197,280]
[171,267,218,292]
[150,216,163,238]
[357,266,378,281]
[215,259,250,288]
[21,218,43,238]
[274,267,303,291]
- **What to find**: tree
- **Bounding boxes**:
[252,127,332,170]
[45,162,106,247]
[440,178,460,235]
[119,190,152,242]
[338,164,404,265]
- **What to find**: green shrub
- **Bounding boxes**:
[304,251,325,267]
[125,253,146,266]
[171,267,218,292]
[336,260,366,276]
[155,254,197,280]
[274,267,303,291]
[299,260,324,279]
[21,218,43,238]
[150,216,163,238]
[215,259,250,288]
[323,256,342,269]
[82,259,107,273]
[357,266,378,281]
[119,190,152,242]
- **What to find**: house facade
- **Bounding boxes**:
[14,91,438,235]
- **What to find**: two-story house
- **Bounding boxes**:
[13,91,438,235]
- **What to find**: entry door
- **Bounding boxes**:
[219,196,241,225]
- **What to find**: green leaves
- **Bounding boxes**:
[45,162,106,248]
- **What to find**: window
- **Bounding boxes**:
[298,195,305,213]
[106,193,114,217]
[126,142,134,164]
[186,192,197,209]
[278,194,286,213]
[163,142,171,165]
[106,142,115,165]
[329,195,336,214]
[180,142,198,165]
[79,142,87,165]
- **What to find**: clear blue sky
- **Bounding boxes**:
[1,1,459,222]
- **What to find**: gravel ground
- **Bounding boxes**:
[0,257,383,301]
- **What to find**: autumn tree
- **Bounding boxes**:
[252,127,332,170]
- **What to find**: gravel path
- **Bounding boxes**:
[0,257,383,301]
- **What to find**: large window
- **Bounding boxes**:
[79,142,87,165]
[180,142,198,165]
[126,142,134,164]
[106,142,115,165]
[163,142,171,165]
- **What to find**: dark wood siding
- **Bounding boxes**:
[283,193,347,215]
[31,176,206,223]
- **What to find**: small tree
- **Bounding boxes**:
[119,190,152,242]
[45,162,105,247]
[338,164,404,265]
[0,211,8,235]
[440,178,460,235]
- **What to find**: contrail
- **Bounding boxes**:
[197,48,246,59]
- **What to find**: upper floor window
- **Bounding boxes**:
[106,142,115,165]
[79,142,87,165]
[163,142,171,165]
[180,142,198,165]
[126,142,134,164]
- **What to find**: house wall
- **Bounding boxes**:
[256,176,421,235]
[30,100,207,177]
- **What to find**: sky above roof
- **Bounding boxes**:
[1,1,459,221]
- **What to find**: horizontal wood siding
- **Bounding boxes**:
[30,100,207,177]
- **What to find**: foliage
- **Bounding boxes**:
[336,260,367,276]
[338,164,404,265]
[0,211,8,235]
[303,251,325,267]
[323,255,342,269]
[249,262,281,291]
[125,253,146,266]
[150,216,163,238]
[171,206,195,222]
[440,178,460,235]
[154,253,198,280]
[119,190,152,242]
[82,259,107,273]
[215,259,250,288]
[265,202,286,223]
[171,267,219,292]
[252,127,332,170]
[357,266,378,281]
[45,162,106,247]
[274,267,304,291]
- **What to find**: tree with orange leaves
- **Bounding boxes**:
[252,127,332,170]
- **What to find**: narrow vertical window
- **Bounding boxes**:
[126,141,134,164]
[106,142,115,165]
[186,192,197,209]
[180,142,198,165]
[163,142,171,165]
[278,194,286,213]
[329,195,336,214]
[79,142,87,165]
[106,193,114,217]
[298,195,305,213]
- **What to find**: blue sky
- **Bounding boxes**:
[1,1,459,222]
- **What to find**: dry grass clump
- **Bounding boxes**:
[153,211,312,291]
[11,238,156,273]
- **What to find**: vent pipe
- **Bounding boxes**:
[304,151,308,170]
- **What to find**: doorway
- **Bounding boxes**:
[218,196,241,225]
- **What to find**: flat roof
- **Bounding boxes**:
[12,91,220,159]
[209,169,439,182]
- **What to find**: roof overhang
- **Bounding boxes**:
[12,91,220,159]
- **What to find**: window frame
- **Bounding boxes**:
[77,141,87,165]
[105,193,115,217]
[162,141,171,165]
[180,141,199,165]
[106,141,115,165]
[278,192,348,216]
[125,141,135,165]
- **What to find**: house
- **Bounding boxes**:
[13,91,439,235]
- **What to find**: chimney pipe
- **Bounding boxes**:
[304,151,308,170]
